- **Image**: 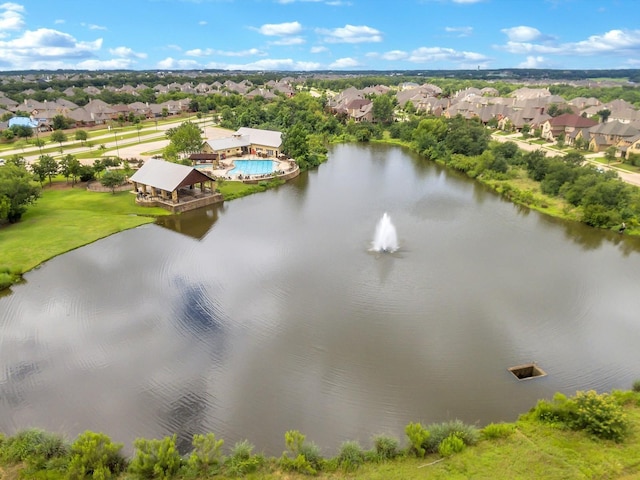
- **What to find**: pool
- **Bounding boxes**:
[229,159,277,176]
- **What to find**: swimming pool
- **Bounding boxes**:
[229,159,278,176]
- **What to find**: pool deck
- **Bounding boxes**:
[195,155,300,183]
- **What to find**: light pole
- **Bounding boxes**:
[114,129,120,158]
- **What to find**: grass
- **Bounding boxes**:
[0,184,168,279]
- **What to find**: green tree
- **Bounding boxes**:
[0,164,40,223]
[100,170,126,193]
[372,94,395,124]
[52,114,70,130]
[282,123,309,168]
[50,129,67,147]
[75,129,88,145]
[32,154,58,186]
[597,108,611,123]
[165,121,203,158]
[605,146,617,164]
[59,154,82,186]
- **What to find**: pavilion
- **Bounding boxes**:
[129,159,223,213]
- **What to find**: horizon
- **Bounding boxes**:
[1,0,639,72]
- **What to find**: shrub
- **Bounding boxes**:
[481,423,516,440]
[279,430,322,475]
[128,435,182,479]
[404,422,429,457]
[568,390,628,442]
[67,431,126,480]
[226,440,263,477]
[336,440,365,471]
[0,429,68,465]
[531,393,571,424]
[425,420,479,453]
[185,433,224,476]
[632,380,640,393]
[372,433,400,460]
[438,434,465,457]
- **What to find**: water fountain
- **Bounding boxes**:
[371,212,399,253]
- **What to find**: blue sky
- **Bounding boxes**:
[0,0,639,72]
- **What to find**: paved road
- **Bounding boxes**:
[1,118,233,165]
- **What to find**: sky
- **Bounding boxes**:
[0,0,639,72]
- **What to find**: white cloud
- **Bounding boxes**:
[518,55,546,68]
[451,0,483,3]
[0,2,25,31]
[257,21,302,36]
[0,28,102,64]
[408,46,489,64]
[185,47,266,57]
[54,19,64,24]
[270,36,305,46]
[82,23,107,31]
[381,50,408,61]
[109,46,147,59]
[77,58,135,70]
[276,0,350,4]
[497,28,640,57]
[156,57,201,70]
[317,24,382,43]
[310,45,327,53]
[501,26,542,42]
[329,57,359,68]
[221,58,321,71]
[199,21,207,26]
[445,26,473,37]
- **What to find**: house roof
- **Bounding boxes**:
[206,135,251,151]
[8,116,38,128]
[549,113,597,128]
[129,159,214,192]
[235,127,282,148]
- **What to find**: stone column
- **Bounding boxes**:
[172,190,178,203]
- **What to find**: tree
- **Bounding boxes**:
[605,146,617,164]
[50,129,67,148]
[372,94,395,124]
[32,154,58,186]
[59,154,82,186]
[165,121,203,158]
[100,170,126,193]
[597,108,611,123]
[75,129,88,145]
[282,123,309,166]
[52,114,70,130]
[0,164,40,223]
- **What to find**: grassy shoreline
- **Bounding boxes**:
[0,185,169,290]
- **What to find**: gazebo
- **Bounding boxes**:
[129,159,222,212]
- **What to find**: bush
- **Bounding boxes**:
[568,390,628,442]
[404,422,429,457]
[128,435,182,479]
[279,430,322,475]
[481,423,516,440]
[67,431,126,479]
[425,420,479,453]
[438,434,465,457]
[372,433,400,460]
[226,440,263,476]
[0,429,68,465]
[336,440,365,471]
[632,380,640,393]
[185,433,224,477]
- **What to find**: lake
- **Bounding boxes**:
[2,143,640,455]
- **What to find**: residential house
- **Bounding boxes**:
[541,113,597,142]
[588,121,640,152]
[202,127,282,160]
[345,98,373,122]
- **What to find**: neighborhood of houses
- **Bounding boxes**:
[2,73,640,213]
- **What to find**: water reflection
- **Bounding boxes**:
[156,204,225,240]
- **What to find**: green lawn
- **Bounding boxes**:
[0,185,168,276]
